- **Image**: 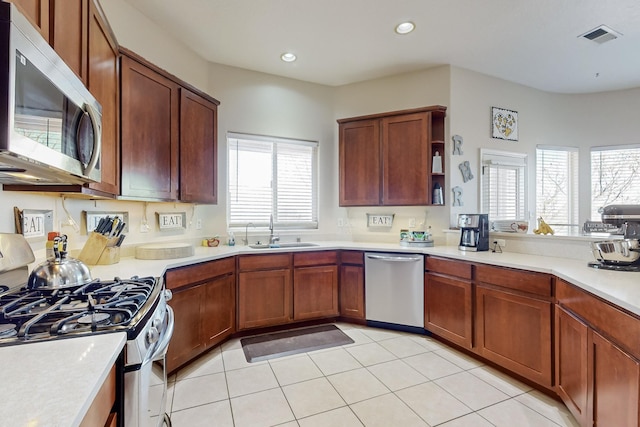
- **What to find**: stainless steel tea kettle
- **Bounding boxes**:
[27,235,92,290]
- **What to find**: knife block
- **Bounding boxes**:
[78,232,121,265]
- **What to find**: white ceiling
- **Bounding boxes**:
[124,0,640,94]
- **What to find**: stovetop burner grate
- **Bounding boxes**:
[0,276,160,343]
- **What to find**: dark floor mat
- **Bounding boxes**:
[241,324,355,362]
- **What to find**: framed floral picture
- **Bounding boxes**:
[491,107,518,141]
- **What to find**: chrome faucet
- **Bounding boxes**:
[244,222,255,246]
[269,214,280,245]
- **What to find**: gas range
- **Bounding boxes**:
[0,276,162,346]
[0,232,174,426]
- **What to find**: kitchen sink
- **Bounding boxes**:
[248,242,319,249]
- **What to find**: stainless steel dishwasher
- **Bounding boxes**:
[364,252,425,333]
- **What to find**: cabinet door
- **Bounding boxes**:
[120,54,179,200]
[381,112,429,205]
[201,273,235,348]
[293,265,339,320]
[86,0,119,196]
[166,285,204,373]
[589,330,640,427]
[476,285,553,387]
[8,0,49,41]
[238,269,292,329]
[425,272,473,349]
[339,119,380,206]
[179,88,218,203]
[555,305,589,426]
[339,264,364,320]
[50,0,87,82]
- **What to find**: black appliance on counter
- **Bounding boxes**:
[0,233,174,427]
[458,213,489,251]
[589,204,640,271]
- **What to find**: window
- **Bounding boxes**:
[228,132,318,229]
[591,145,640,219]
[481,150,527,221]
[536,146,579,234]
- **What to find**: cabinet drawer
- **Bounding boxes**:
[340,250,364,265]
[475,264,552,297]
[166,257,235,290]
[238,253,291,271]
[425,256,472,280]
[294,251,338,267]
[557,279,640,358]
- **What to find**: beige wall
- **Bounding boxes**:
[207,62,338,242]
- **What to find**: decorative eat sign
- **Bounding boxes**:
[157,212,187,230]
[366,214,394,228]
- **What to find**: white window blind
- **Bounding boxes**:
[591,145,640,219]
[228,132,318,229]
[481,153,526,221]
[536,146,579,233]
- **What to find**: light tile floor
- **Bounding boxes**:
[166,323,579,427]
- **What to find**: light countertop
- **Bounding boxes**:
[5,240,638,426]
[88,240,640,317]
[0,332,126,427]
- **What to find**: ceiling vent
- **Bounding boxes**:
[579,25,622,44]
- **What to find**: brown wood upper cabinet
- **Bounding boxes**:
[7,0,49,41]
[120,51,179,201]
[338,106,446,206]
[180,88,218,203]
[120,49,219,202]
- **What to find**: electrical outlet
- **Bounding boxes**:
[196,218,202,230]
[494,239,506,247]
[337,218,344,227]
[409,217,416,228]
[140,222,150,233]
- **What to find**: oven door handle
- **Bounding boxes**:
[146,305,174,364]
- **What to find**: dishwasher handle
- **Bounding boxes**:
[366,253,423,262]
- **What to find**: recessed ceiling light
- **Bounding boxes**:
[395,21,415,35]
[280,52,297,62]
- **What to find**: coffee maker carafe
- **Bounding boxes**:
[458,214,489,251]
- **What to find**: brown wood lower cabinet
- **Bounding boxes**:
[80,364,116,427]
[425,272,473,349]
[339,251,365,320]
[555,305,589,426]
[293,265,338,320]
[293,251,338,321]
[424,257,473,349]
[556,279,640,427]
[238,268,292,329]
[165,258,235,373]
[590,329,640,427]
[476,285,552,387]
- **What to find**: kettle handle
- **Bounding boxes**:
[53,236,61,260]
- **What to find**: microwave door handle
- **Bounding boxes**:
[83,103,102,176]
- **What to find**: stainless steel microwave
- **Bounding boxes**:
[0,2,102,185]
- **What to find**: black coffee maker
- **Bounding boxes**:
[458,214,489,251]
